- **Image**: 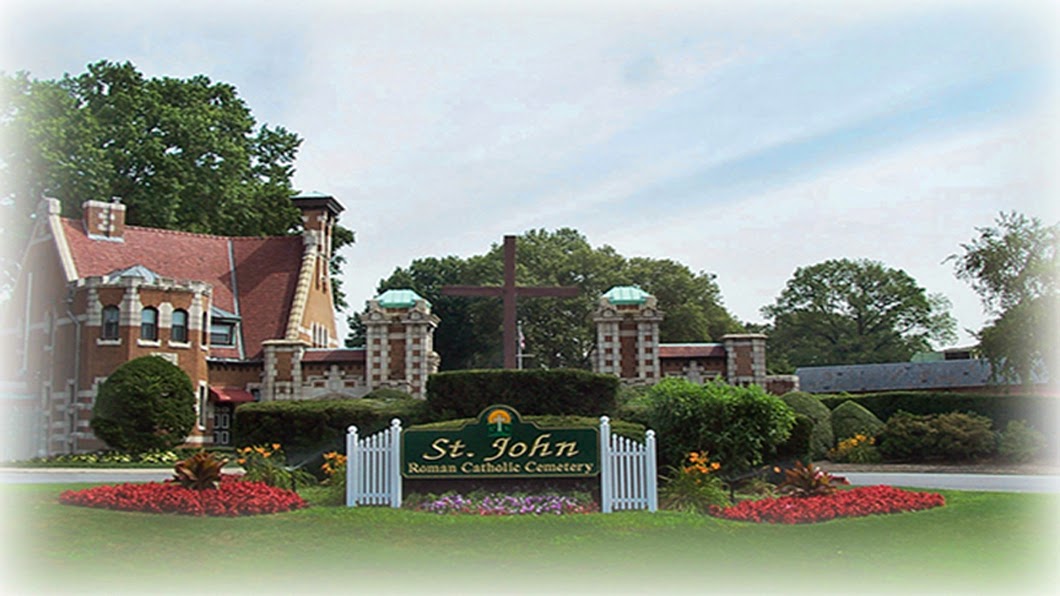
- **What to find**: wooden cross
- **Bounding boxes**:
[441,235,579,369]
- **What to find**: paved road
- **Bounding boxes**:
[2,468,1059,492]
[840,472,1060,493]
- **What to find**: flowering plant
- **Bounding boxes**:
[412,492,597,515]
[711,485,944,524]
[321,451,347,478]
[828,434,882,463]
[660,451,729,512]
[236,443,315,489]
[60,475,307,516]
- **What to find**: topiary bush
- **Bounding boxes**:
[830,400,885,443]
[877,411,997,462]
[90,356,196,452]
[644,378,795,477]
[774,414,814,463]
[779,392,833,459]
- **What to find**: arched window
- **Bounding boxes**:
[171,309,189,343]
[101,306,120,340]
[141,307,158,341]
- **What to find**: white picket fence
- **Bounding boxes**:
[599,416,658,513]
[345,416,658,512]
[346,418,403,508]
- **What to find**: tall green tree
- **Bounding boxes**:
[1,61,353,305]
[949,211,1058,385]
[761,258,956,370]
[348,228,743,370]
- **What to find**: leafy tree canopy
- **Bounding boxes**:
[761,258,956,370]
[1,60,353,306]
[949,211,1058,384]
[348,228,743,370]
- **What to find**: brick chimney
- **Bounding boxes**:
[82,198,126,241]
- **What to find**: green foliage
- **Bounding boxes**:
[659,452,729,513]
[998,420,1046,463]
[878,411,997,462]
[949,212,1058,385]
[818,392,1056,454]
[90,356,196,452]
[779,392,833,459]
[777,461,850,497]
[234,398,428,456]
[829,400,885,443]
[425,369,619,419]
[172,451,228,490]
[236,444,316,490]
[643,378,796,476]
[761,258,956,368]
[774,413,814,462]
[1,62,354,307]
[363,388,415,401]
[349,228,742,367]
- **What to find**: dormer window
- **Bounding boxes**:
[102,306,120,340]
[210,321,236,346]
[141,307,159,341]
[206,306,240,349]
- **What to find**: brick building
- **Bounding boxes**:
[591,286,797,394]
[1,194,439,458]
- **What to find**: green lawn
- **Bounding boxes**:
[3,484,1057,595]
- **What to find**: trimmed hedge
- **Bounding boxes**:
[830,400,885,443]
[817,392,1055,430]
[426,369,620,419]
[779,392,833,459]
[408,415,647,442]
[234,398,429,457]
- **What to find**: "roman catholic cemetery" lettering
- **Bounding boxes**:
[402,405,598,478]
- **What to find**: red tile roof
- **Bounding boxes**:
[60,218,304,359]
[659,343,726,359]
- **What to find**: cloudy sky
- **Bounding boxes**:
[3,0,1057,346]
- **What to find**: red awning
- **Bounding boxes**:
[209,386,256,403]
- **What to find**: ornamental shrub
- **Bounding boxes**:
[774,414,813,462]
[644,378,795,476]
[90,356,196,452]
[877,411,997,461]
[998,420,1046,463]
[830,400,885,443]
[780,392,833,459]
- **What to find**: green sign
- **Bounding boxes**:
[402,405,599,478]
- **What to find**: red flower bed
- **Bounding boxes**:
[711,485,944,524]
[59,475,306,517]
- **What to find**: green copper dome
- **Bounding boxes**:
[602,286,652,305]
[376,289,428,308]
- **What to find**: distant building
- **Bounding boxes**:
[796,356,1053,395]
[591,286,796,394]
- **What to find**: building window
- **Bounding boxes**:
[171,309,188,343]
[198,384,208,430]
[202,313,209,345]
[210,321,236,346]
[101,306,120,339]
[140,307,158,341]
